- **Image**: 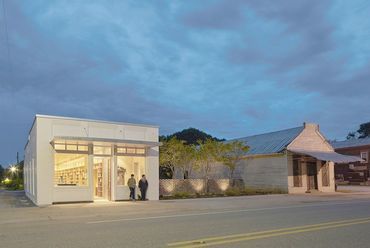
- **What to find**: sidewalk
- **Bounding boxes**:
[0,190,35,208]
[337,185,370,193]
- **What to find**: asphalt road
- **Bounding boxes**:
[1,189,370,247]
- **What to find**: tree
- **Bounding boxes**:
[221,141,249,181]
[161,128,225,145]
[195,139,225,193]
[177,144,196,179]
[346,132,357,140]
[0,164,4,182]
[159,137,195,179]
[357,122,370,139]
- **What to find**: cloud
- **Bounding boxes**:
[1,0,370,165]
[181,0,245,30]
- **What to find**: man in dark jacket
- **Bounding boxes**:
[138,175,148,201]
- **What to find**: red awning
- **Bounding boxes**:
[288,149,363,164]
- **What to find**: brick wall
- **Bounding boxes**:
[334,145,370,181]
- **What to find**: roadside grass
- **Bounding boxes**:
[160,187,286,200]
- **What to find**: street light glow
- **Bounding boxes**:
[10,166,17,173]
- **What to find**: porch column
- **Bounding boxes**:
[88,144,94,201]
[111,144,117,201]
[301,161,308,192]
[317,160,323,191]
[329,161,335,191]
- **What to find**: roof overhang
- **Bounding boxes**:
[51,136,162,148]
[288,149,363,163]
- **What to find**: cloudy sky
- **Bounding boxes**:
[0,0,369,166]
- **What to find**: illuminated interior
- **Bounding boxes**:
[54,153,88,186]
[93,157,111,199]
[117,156,145,185]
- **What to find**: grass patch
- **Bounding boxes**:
[160,187,286,200]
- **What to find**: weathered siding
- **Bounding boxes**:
[241,154,288,190]
[288,123,333,152]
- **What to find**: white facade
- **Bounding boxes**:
[24,115,160,206]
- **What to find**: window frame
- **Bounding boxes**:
[93,145,112,156]
[360,151,368,164]
[53,142,89,154]
[115,146,146,156]
[54,153,89,187]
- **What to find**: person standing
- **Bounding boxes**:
[138,175,148,201]
[127,174,136,201]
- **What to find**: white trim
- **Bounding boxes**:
[35,114,159,128]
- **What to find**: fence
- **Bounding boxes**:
[159,179,244,196]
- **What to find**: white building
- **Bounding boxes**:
[24,115,160,206]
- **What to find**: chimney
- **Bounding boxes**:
[303,122,319,131]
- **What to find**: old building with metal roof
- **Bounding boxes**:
[170,123,362,194]
[230,126,304,156]
[228,123,361,193]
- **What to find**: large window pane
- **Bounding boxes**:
[55,153,88,186]
[117,156,145,185]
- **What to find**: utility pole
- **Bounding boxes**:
[16,152,19,164]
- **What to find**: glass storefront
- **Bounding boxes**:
[117,156,146,185]
[53,142,147,201]
[54,153,88,186]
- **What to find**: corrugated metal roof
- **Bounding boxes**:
[288,149,363,163]
[231,126,304,155]
[331,137,370,149]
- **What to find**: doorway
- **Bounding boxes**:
[93,157,112,201]
[306,162,318,191]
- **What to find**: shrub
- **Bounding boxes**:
[2,178,24,190]
[173,192,191,198]
[242,187,286,195]
[241,187,258,195]
[225,187,241,196]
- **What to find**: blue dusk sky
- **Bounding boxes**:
[0,0,370,166]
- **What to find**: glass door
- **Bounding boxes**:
[93,157,112,200]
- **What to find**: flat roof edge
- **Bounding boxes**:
[35,114,160,128]
[52,136,162,147]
